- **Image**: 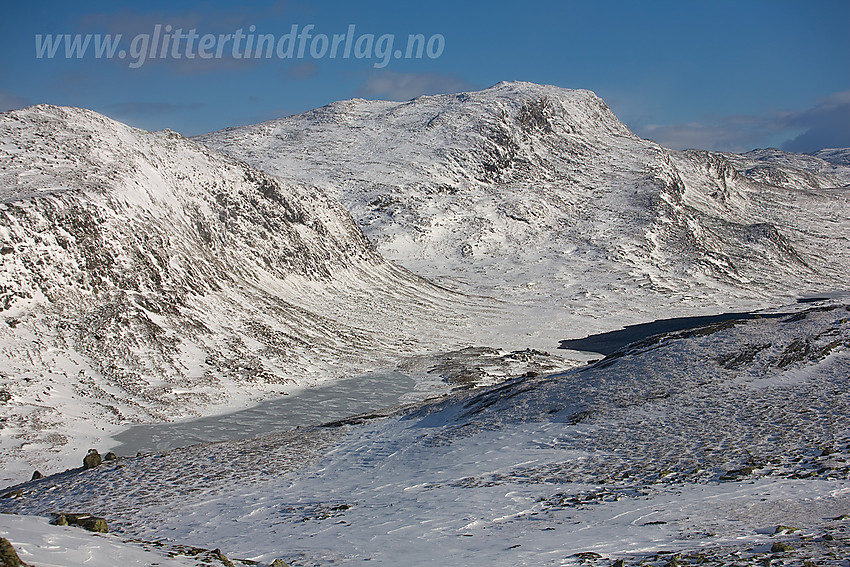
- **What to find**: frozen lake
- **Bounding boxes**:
[110,302,832,458]
[109,370,418,456]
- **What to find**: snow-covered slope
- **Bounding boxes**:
[199,82,850,331]
[3,302,848,566]
[811,147,850,168]
[731,147,850,186]
[0,105,469,482]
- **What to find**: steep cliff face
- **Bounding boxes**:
[200,82,850,315]
[0,105,462,480]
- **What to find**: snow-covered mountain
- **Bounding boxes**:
[1,82,849,566]
[0,105,468,481]
[3,83,849,488]
[811,147,850,168]
[200,82,850,331]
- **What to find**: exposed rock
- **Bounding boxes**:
[51,513,108,533]
[211,548,235,567]
[573,552,602,559]
[29,471,42,481]
[719,465,755,481]
[0,537,29,567]
[168,544,238,566]
[775,524,800,534]
[771,542,794,553]
[103,452,118,462]
[83,449,102,469]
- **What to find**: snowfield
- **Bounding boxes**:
[2,303,849,565]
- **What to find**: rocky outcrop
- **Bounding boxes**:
[82,450,102,470]
[50,513,108,533]
[0,537,29,567]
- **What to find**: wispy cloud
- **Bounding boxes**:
[357,71,473,101]
[637,91,850,153]
[281,61,319,80]
[781,90,850,152]
[0,87,28,112]
[639,115,782,153]
[107,101,204,117]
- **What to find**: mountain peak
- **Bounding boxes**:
[200,81,850,317]
[198,82,635,193]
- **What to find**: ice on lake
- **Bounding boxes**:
[109,370,416,456]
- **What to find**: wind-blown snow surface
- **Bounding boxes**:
[2,304,848,566]
[0,105,474,483]
[200,82,850,336]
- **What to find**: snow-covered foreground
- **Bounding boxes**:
[3,303,848,566]
[0,513,263,567]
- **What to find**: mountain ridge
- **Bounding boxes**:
[0,104,469,482]
[199,81,850,326]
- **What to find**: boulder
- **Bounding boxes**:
[51,513,108,533]
[774,525,800,534]
[211,549,235,567]
[83,449,102,469]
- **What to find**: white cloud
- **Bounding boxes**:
[357,71,473,101]
[636,91,850,153]
[0,88,28,112]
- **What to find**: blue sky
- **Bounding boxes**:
[1,0,848,152]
